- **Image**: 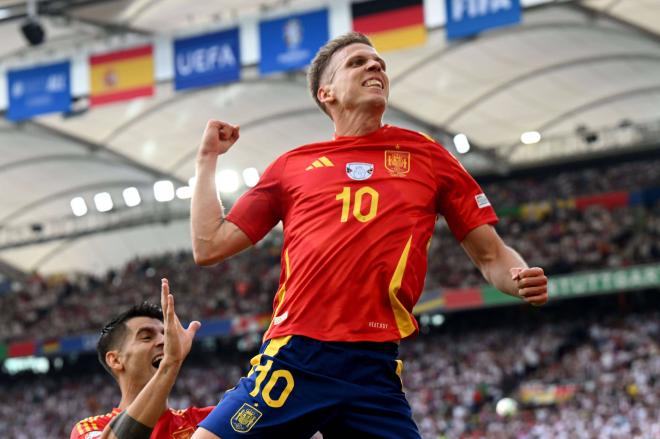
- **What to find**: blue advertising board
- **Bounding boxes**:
[174,28,241,91]
[7,61,70,121]
[259,9,329,75]
[446,0,521,40]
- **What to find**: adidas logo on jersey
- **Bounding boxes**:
[305,156,334,170]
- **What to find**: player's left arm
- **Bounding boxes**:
[461,224,548,305]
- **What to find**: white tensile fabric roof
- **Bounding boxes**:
[0,0,659,274]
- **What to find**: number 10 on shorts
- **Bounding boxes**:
[248,359,295,408]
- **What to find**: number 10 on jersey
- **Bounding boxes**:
[335,186,379,223]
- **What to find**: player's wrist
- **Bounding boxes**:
[196,148,220,163]
[159,355,184,371]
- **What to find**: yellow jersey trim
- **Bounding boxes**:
[265,249,291,338]
[388,235,416,338]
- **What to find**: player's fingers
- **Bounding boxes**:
[527,294,548,306]
[204,120,223,138]
[518,285,548,297]
[168,293,185,329]
[518,275,548,288]
[519,267,544,278]
[206,119,226,129]
[166,293,176,327]
[161,278,169,315]
[186,321,201,337]
[510,267,524,280]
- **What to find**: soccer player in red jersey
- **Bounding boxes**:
[71,279,210,439]
[191,32,548,438]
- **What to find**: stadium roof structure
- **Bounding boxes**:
[0,0,659,275]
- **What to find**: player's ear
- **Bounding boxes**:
[106,350,124,374]
[317,85,335,105]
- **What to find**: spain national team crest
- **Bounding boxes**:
[346,162,374,181]
[230,403,263,433]
[172,427,195,439]
[385,149,411,177]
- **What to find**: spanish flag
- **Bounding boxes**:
[352,0,426,52]
[89,45,154,106]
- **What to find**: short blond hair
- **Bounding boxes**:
[307,32,373,116]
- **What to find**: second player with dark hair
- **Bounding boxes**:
[71,279,209,439]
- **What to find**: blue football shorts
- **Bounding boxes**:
[199,335,421,438]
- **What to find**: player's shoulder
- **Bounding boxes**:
[71,409,119,438]
[386,125,442,145]
[285,137,338,157]
[169,406,215,422]
[168,406,210,416]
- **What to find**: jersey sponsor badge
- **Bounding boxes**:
[273,310,288,325]
[385,149,410,177]
[475,193,491,208]
[230,403,263,433]
[84,432,102,439]
[346,162,374,181]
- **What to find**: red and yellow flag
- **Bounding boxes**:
[352,0,427,52]
[89,45,154,106]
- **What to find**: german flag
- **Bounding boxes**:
[89,45,154,106]
[352,0,426,52]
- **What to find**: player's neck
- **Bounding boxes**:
[333,110,383,138]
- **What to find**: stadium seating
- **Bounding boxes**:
[1,157,659,438]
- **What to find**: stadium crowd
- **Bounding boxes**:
[403,308,660,439]
[0,157,659,437]
[1,304,657,438]
[1,158,658,343]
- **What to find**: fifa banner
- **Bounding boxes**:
[352,0,427,52]
[89,45,154,106]
[445,0,521,41]
[7,61,70,121]
[259,9,329,75]
[174,28,241,91]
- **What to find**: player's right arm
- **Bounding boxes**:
[192,120,252,265]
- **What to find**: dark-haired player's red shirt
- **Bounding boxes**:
[226,125,497,343]
[70,406,213,439]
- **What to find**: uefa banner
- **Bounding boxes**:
[259,9,329,75]
[174,28,241,91]
[445,0,521,41]
[7,61,70,121]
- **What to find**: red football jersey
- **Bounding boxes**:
[70,406,213,439]
[226,125,497,342]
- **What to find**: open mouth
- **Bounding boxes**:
[151,355,163,369]
[362,78,384,89]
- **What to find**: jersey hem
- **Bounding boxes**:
[263,328,414,344]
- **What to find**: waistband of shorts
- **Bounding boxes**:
[293,335,399,355]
